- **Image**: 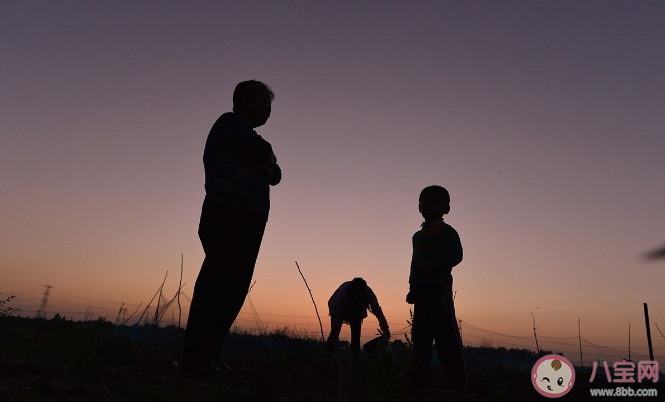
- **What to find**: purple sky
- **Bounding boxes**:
[2,1,664,363]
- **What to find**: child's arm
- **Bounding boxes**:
[367,288,390,337]
[439,225,463,271]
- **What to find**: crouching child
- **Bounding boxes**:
[327,278,390,359]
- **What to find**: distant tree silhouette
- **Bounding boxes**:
[0,293,17,318]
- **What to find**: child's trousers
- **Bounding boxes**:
[411,285,466,382]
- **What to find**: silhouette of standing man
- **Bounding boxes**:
[184,80,281,378]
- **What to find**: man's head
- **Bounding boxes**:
[418,185,450,223]
[232,80,275,128]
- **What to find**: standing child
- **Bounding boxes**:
[407,185,466,391]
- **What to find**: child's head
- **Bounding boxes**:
[349,277,369,308]
[418,185,450,223]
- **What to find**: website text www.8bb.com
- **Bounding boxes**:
[590,386,658,397]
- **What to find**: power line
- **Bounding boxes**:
[49,291,141,306]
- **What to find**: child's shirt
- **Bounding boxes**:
[328,281,387,327]
[409,219,463,289]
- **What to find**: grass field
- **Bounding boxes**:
[1,316,663,401]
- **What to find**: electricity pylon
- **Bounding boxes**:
[35,285,53,319]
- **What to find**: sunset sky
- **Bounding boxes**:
[2,1,664,365]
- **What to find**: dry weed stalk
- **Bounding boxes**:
[113,302,125,326]
[531,311,540,354]
[133,271,167,329]
[122,301,143,326]
[578,318,583,368]
[654,322,665,341]
[177,254,183,345]
[295,261,325,347]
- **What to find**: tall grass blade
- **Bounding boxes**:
[295,261,325,348]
